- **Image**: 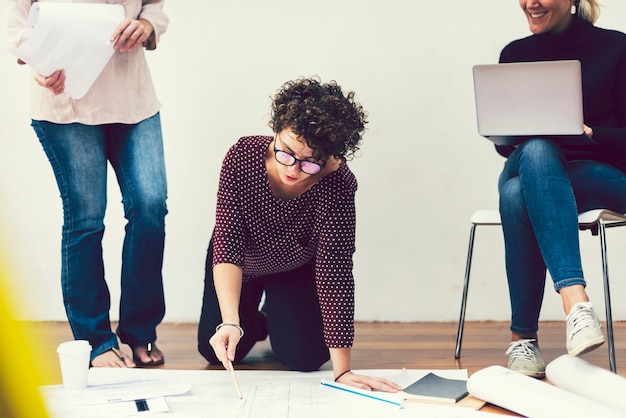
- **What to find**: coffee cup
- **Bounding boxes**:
[57,340,91,389]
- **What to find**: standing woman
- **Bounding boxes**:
[198,78,401,392]
[6,0,169,367]
[497,0,626,377]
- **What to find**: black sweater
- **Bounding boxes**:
[495,16,626,172]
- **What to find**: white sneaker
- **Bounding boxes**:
[505,339,546,378]
[566,302,604,356]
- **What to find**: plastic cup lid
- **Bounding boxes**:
[57,340,92,353]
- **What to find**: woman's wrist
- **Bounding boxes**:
[334,369,352,382]
[215,322,244,338]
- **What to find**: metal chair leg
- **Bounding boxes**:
[456,211,622,370]
[598,221,617,373]
[455,223,477,359]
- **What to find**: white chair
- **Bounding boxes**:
[454,208,626,373]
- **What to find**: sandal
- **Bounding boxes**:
[131,342,165,367]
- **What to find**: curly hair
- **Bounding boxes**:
[268,77,368,162]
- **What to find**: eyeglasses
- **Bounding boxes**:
[273,135,325,175]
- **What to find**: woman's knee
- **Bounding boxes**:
[271,334,329,371]
[279,350,330,372]
[124,192,168,225]
[499,177,525,216]
[517,137,560,154]
[197,339,219,364]
[63,194,107,232]
[516,138,566,167]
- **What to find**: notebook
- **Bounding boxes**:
[472,60,594,146]
[403,372,468,403]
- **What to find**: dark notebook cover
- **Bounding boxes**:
[403,372,468,403]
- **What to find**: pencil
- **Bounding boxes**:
[111,347,125,362]
[228,360,243,399]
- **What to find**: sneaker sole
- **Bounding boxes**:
[508,363,546,378]
[568,336,605,357]
[517,370,546,379]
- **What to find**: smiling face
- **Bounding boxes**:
[519,0,574,35]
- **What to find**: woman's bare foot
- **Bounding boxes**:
[91,348,136,368]
[132,342,164,366]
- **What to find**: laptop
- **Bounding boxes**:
[472,60,594,146]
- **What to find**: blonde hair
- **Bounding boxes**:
[578,0,601,24]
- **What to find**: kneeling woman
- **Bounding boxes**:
[197,77,401,392]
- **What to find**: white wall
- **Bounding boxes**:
[2,0,626,324]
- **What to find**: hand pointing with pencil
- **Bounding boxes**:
[209,322,245,399]
[209,322,244,366]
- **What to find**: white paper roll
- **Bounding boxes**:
[467,365,625,417]
[546,355,626,415]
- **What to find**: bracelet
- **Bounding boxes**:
[334,370,351,382]
[215,322,244,338]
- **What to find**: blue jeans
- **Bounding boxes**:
[498,139,626,335]
[31,113,168,360]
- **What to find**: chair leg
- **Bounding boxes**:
[598,221,617,373]
[455,223,477,359]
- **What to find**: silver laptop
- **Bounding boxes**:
[472,60,594,145]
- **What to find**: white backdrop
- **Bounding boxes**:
[2,1,626,324]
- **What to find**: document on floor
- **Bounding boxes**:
[40,368,498,417]
[9,2,125,99]
[40,375,192,417]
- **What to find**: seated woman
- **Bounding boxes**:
[496,0,626,378]
[197,77,401,392]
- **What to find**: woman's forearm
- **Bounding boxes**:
[213,263,243,325]
[329,347,352,380]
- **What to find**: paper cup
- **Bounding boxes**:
[57,340,91,389]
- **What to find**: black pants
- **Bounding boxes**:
[197,239,330,371]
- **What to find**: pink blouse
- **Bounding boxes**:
[213,136,357,348]
[5,0,168,125]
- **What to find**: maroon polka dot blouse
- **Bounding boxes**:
[212,136,357,348]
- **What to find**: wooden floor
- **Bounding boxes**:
[23,320,626,416]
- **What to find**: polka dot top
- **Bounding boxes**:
[212,136,357,348]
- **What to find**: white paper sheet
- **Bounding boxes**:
[546,354,626,415]
[10,2,125,99]
[42,377,192,405]
[40,375,191,417]
[40,368,497,418]
[467,365,625,418]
